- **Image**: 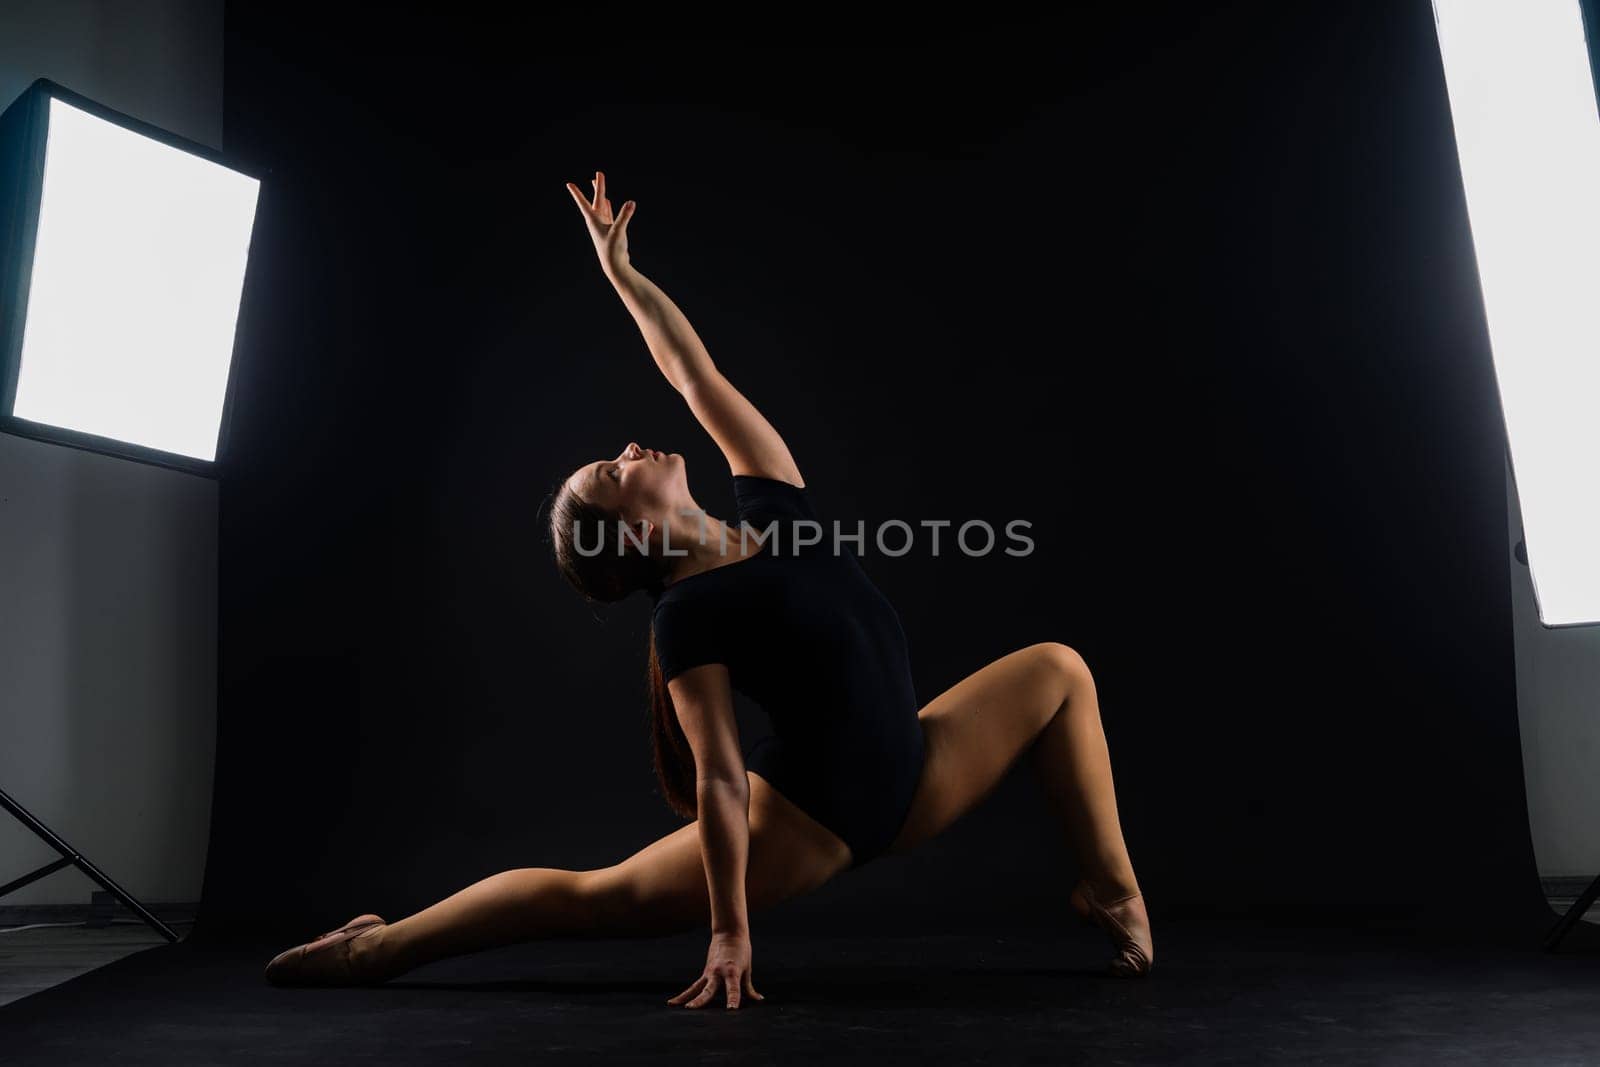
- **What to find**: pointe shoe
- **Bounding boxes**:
[264,913,388,987]
[1070,881,1153,978]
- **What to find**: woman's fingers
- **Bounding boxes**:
[591,172,614,223]
[565,171,633,248]
[667,970,759,1009]
[564,182,593,215]
[686,972,722,1008]
[667,974,707,1005]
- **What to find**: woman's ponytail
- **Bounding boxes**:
[647,624,697,819]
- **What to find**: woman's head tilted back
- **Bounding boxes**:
[546,440,702,820]
[549,441,690,602]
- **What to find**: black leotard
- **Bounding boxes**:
[649,474,926,869]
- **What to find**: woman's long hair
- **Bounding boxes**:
[645,626,697,820]
[545,477,697,820]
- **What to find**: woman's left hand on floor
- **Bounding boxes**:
[667,931,765,1009]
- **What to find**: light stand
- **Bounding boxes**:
[0,80,261,947]
[0,784,178,941]
[1510,537,1600,952]
[1545,874,1600,951]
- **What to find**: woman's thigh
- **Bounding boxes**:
[884,641,1084,856]
[581,770,854,937]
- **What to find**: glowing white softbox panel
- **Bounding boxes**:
[0,80,259,471]
[1434,0,1600,627]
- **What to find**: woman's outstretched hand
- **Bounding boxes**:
[565,169,636,277]
[667,931,765,1010]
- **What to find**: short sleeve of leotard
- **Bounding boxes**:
[651,595,724,683]
[733,474,817,528]
[651,476,816,682]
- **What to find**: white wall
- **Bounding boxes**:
[0,0,221,910]
[1507,453,1600,881]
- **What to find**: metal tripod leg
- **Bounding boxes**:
[0,784,179,942]
[1544,871,1600,952]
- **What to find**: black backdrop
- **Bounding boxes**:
[193,3,1552,944]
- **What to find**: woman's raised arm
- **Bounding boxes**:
[565,171,804,487]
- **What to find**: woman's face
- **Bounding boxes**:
[567,441,686,524]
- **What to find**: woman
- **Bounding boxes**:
[264,171,1153,1007]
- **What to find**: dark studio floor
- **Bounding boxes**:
[2,918,1600,1064]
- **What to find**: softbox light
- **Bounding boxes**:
[0,78,260,475]
[1433,0,1600,629]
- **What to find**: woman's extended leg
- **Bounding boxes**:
[883,641,1149,972]
[348,770,853,982]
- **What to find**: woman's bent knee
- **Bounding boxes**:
[1034,641,1091,693]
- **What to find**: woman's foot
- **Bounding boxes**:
[264,914,396,987]
[1070,880,1153,978]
